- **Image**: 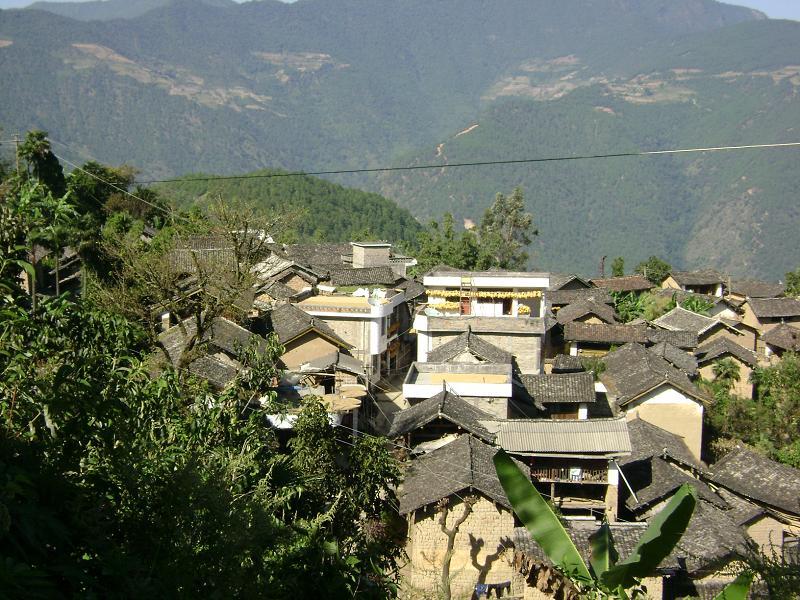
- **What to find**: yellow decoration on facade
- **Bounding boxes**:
[427,289,542,299]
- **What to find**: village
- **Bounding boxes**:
[32,234,796,599]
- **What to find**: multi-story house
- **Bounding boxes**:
[413,268,549,374]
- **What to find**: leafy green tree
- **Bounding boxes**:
[634,256,671,286]
[16,130,66,197]
[413,212,482,274]
[479,187,536,270]
[680,294,714,316]
[712,358,741,391]
[611,257,625,277]
[612,291,645,323]
[785,267,800,297]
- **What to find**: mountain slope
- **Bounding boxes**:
[157,169,424,244]
[26,0,236,22]
[378,19,800,279]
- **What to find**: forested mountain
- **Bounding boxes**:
[2,0,798,276]
[157,169,424,244]
[26,0,235,21]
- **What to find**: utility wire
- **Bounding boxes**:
[136,141,800,185]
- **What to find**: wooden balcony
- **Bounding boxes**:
[531,466,607,484]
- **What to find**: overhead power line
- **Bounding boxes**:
[136,141,800,185]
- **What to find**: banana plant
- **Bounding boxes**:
[493,450,752,599]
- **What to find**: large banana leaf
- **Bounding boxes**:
[712,572,754,600]
[589,521,618,579]
[493,450,592,583]
[601,484,696,590]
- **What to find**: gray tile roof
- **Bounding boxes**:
[622,417,701,468]
[547,273,591,290]
[396,278,426,301]
[601,343,707,407]
[187,354,241,389]
[427,329,512,364]
[591,275,654,292]
[648,341,698,375]
[729,279,785,299]
[646,327,699,349]
[715,488,765,526]
[761,323,800,351]
[708,446,800,515]
[622,456,724,512]
[398,434,528,515]
[483,418,631,456]
[547,288,613,306]
[327,266,400,287]
[555,300,617,325]
[653,307,718,336]
[518,372,595,404]
[258,280,299,301]
[267,304,351,348]
[513,522,658,571]
[748,297,800,319]
[387,391,496,442]
[552,354,585,373]
[695,338,758,368]
[563,322,648,344]
[158,316,269,363]
[281,242,352,269]
[168,236,237,274]
[670,270,725,286]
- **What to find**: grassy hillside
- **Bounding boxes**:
[156,169,423,244]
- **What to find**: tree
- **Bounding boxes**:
[712,358,741,391]
[434,495,477,600]
[680,294,714,316]
[785,267,800,298]
[479,187,536,270]
[16,130,66,197]
[413,212,482,274]
[634,256,671,286]
[611,291,645,323]
[493,451,753,599]
[611,257,625,277]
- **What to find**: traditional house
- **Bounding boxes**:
[600,343,708,461]
[279,240,417,278]
[386,390,496,450]
[517,371,597,419]
[741,297,800,354]
[426,328,513,366]
[157,316,271,390]
[647,341,698,376]
[562,322,648,357]
[661,270,725,297]
[761,323,800,360]
[694,338,759,398]
[482,418,631,520]
[590,275,654,294]
[294,283,408,382]
[704,447,800,563]
[727,279,785,304]
[653,306,754,351]
[399,435,528,599]
[554,299,618,325]
[414,269,549,374]
[402,362,515,418]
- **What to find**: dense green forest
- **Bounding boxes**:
[155,169,423,244]
[0,135,403,597]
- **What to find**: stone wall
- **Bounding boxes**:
[403,496,522,599]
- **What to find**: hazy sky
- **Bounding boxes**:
[0,0,799,20]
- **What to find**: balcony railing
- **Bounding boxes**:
[531,466,607,484]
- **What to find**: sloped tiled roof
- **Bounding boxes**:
[427,329,512,364]
[158,316,269,364]
[398,434,528,515]
[552,354,585,373]
[653,306,718,336]
[547,273,591,290]
[387,391,495,442]
[646,327,698,349]
[670,270,724,286]
[483,418,631,456]
[748,297,800,319]
[281,242,352,269]
[267,304,350,348]
[187,354,241,389]
[622,456,725,512]
[695,338,758,368]
[555,300,617,325]
[327,266,400,287]
[591,275,654,292]
[518,372,595,404]
[648,341,698,375]
[563,322,648,344]
[729,279,785,299]
[396,278,426,301]
[761,323,800,351]
[622,418,701,468]
[258,280,299,301]
[547,288,613,306]
[601,343,707,407]
[708,446,800,515]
